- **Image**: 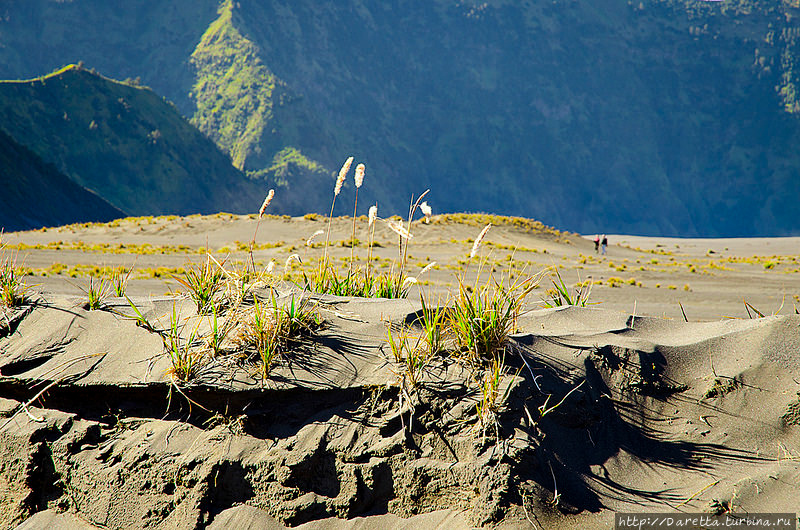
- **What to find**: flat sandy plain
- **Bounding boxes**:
[1,213,799,529]
[3,212,799,321]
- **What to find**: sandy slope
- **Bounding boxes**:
[1,214,800,528]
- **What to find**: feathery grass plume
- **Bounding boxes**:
[350,163,366,273]
[266,260,276,275]
[401,261,436,290]
[259,189,275,219]
[250,188,275,273]
[321,156,354,280]
[368,205,378,229]
[418,261,436,278]
[386,219,413,240]
[284,254,301,275]
[334,156,353,196]
[470,224,492,259]
[420,201,432,223]
[367,204,379,278]
[402,276,418,288]
[306,230,324,246]
[354,163,365,188]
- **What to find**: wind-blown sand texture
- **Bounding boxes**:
[1,214,799,528]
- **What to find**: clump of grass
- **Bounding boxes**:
[386,324,429,392]
[165,305,203,383]
[176,255,224,314]
[541,267,592,307]
[0,235,30,308]
[235,293,321,378]
[449,270,537,366]
[110,266,133,297]
[1,260,28,308]
[236,297,275,373]
[83,276,112,310]
[703,377,740,399]
[474,355,517,442]
[204,304,230,356]
[419,294,449,356]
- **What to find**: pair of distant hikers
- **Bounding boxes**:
[593,235,608,255]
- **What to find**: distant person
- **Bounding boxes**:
[601,235,608,255]
[593,235,600,254]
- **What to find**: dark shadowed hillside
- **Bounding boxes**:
[0,66,266,217]
[0,130,124,232]
[1,1,800,235]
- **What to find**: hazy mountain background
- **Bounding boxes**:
[1,0,799,236]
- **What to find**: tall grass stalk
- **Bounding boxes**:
[321,156,353,278]
[249,189,274,273]
[367,205,378,278]
[349,163,365,274]
[398,189,430,289]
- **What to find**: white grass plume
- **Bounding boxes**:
[335,156,354,196]
[354,163,365,188]
[259,189,275,219]
[420,201,432,223]
[387,219,413,240]
[470,224,492,258]
[306,230,324,246]
[368,205,378,229]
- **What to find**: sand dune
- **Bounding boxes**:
[1,214,799,528]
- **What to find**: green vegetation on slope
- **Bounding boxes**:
[189,0,280,172]
[0,129,123,231]
[0,65,260,216]
[188,0,337,213]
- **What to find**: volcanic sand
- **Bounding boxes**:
[1,214,800,528]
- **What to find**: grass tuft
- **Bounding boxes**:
[449,270,538,366]
[235,292,321,378]
[83,276,112,310]
[176,255,224,314]
[165,305,203,383]
[541,267,592,307]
